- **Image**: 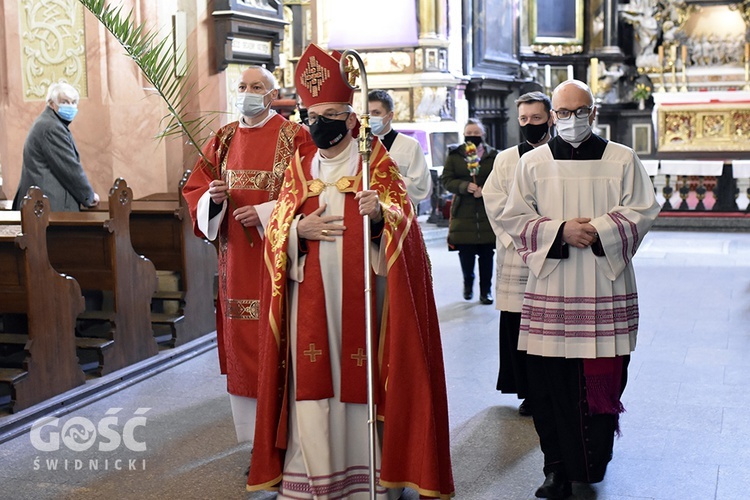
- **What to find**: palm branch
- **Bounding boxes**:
[77,0,253,243]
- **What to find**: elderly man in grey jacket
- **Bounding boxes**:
[13,82,99,211]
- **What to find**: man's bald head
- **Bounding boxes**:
[551,80,594,109]
[551,79,596,126]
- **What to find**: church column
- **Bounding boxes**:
[600,0,622,54]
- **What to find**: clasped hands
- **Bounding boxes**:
[297,190,382,242]
[563,217,599,249]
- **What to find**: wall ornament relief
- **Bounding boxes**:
[20,0,88,100]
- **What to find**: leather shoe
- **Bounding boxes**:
[463,285,473,300]
[535,471,572,499]
[479,293,493,305]
[518,399,532,416]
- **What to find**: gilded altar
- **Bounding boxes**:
[654,91,750,152]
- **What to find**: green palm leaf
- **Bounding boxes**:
[78,0,253,243]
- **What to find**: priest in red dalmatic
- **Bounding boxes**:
[182,66,310,452]
[247,44,454,499]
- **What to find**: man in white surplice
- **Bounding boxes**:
[500,80,660,499]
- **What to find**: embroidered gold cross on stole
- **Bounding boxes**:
[304,343,323,362]
[351,348,367,367]
[307,176,358,196]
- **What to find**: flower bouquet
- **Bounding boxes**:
[465,141,479,182]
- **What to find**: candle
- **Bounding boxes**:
[544,64,551,88]
[658,45,664,66]
[670,44,677,62]
[746,42,750,63]
[682,45,688,65]
[567,65,574,81]
[590,58,598,95]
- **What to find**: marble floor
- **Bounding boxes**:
[0,227,749,500]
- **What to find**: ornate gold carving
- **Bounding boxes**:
[530,44,584,56]
[20,0,88,100]
[658,103,750,152]
[299,56,329,98]
[226,299,260,320]
[360,52,412,74]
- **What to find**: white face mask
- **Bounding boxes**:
[556,115,592,146]
[235,90,272,118]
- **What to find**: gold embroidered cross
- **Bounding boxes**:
[351,348,367,367]
[304,343,323,363]
[300,56,330,98]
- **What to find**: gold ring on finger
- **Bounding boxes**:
[322,229,329,236]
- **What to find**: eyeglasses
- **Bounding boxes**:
[307,111,350,125]
[552,106,592,120]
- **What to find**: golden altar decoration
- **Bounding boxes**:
[654,91,750,152]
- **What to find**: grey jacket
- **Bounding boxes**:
[13,106,96,211]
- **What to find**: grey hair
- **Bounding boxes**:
[249,65,279,90]
[515,91,551,114]
[465,118,486,136]
[46,82,79,104]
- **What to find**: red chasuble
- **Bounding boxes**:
[248,138,455,498]
[182,114,310,398]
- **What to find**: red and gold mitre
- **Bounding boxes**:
[295,43,354,109]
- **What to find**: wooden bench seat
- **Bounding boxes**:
[46,178,159,375]
[0,188,86,412]
[97,173,217,346]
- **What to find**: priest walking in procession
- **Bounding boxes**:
[182,66,310,455]
[500,80,660,499]
[248,43,454,499]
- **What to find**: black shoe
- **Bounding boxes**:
[518,399,532,416]
[463,285,473,300]
[479,293,493,305]
[535,471,572,499]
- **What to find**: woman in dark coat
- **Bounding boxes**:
[440,119,498,304]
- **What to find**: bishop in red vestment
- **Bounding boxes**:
[247,44,454,499]
[182,66,310,445]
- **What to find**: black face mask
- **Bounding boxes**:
[520,122,549,145]
[309,115,350,149]
[465,135,482,147]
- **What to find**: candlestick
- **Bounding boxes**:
[680,45,689,92]
[656,46,665,93]
[590,58,599,97]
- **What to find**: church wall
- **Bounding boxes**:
[0,0,227,201]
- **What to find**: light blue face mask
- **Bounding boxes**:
[57,104,78,122]
[369,116,386,136]
[235,90,271,118]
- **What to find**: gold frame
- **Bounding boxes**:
[529,0,584,45]
[657,103,750,152]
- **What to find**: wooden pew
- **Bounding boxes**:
[96,172,218,346]
[46,178,159,374]
[127,191,217,346]
[0,188,86,412]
